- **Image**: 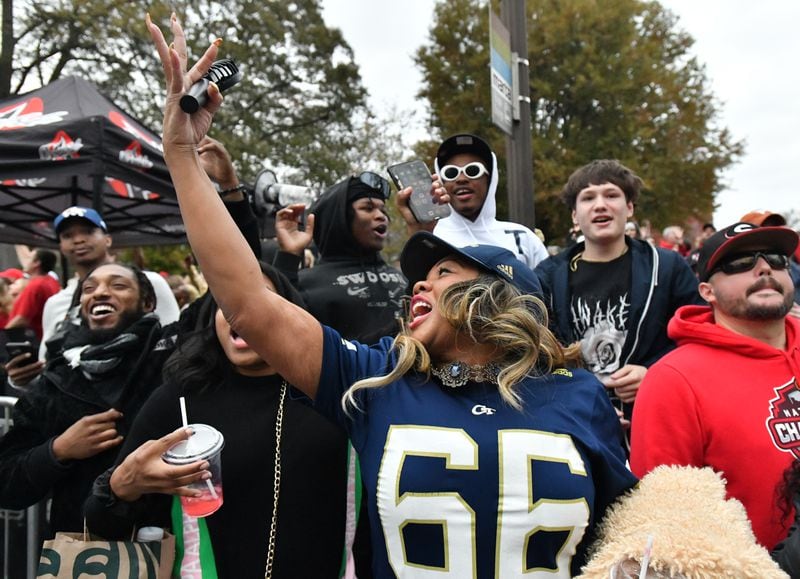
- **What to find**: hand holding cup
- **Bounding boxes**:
[110,426,210,502]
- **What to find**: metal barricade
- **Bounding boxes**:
[0,396,41,579]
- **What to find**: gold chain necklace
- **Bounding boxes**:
[569,244,629,272]
[264,381,287,579]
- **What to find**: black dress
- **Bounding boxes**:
[85,370,349,578]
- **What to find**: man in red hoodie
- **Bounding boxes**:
[630,221,800,550]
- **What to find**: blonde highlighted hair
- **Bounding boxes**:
[341,275,581,413]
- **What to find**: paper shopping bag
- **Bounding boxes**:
[37,530,175,578]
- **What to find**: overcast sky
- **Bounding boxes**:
[320,0,800,230]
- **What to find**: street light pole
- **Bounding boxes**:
[501,0,535,227]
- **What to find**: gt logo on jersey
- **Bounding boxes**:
[472,404,496,416]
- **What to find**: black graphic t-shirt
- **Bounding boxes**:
[568,251,632,383]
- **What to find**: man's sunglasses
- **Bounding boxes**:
[710,251,789,277]
[357,171,390,198]
[439,161,489,182]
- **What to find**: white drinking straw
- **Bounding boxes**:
[178,396,218,500]
[638,534,654,579]
[179,397,188,429]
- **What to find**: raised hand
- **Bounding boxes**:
[145,12,222,154]
[52,408,125,461]
[396,175,449,236]
[110,427,211,502]
[275,204,315,256]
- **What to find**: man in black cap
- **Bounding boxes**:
[630,221,800,550]
[274,172,406,343]
[406,133,548,270]
[740,209,800,316]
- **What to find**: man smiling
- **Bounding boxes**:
[630,222,800,549]
[535,160,699,440]
[0,263,176,536]
[41,207,179,352]
[430,134,548,269]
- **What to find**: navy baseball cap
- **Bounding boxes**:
[400,232,541,295]
[696,222,799,282]
[54,206,108,235]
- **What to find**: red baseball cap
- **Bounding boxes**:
[0,268,24,281]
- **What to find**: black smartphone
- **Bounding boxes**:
[387,160,451,223]
[5,341,38,365]
[298,205,309,233]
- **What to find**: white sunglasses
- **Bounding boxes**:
[439,161,489,182]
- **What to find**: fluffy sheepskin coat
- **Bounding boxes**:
[578,465,788,578]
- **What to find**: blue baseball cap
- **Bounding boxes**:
[400,232,541,295]
[54,206,108,235]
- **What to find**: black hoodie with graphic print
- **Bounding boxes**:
[274,177,407,344]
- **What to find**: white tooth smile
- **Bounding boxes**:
[411,301,432,319]
[91,304,115,316]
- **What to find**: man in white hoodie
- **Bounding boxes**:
[430,134,548,269]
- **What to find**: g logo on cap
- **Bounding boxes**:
[726,222,756,238]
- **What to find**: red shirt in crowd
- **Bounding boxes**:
[5,274,61,340]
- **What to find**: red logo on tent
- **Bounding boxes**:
[0,97,69,131]
[107,177,160,200]
[108,111,161,151]
[2,177,47,187]
[39,130,83,160]
[119,140,154,170]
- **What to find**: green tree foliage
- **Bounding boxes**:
[4,0,417,269]
[115,245,192,277]
[3,0,370,188]
[415,0,744,243]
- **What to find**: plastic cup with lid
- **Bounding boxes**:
[162,424,225,517]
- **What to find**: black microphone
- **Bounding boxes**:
[180,59,243,113]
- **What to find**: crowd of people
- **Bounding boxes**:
[0,12,799,579]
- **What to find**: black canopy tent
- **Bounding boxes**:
[0,76,185,248]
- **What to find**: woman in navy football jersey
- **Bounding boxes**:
[147,14,636,578]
